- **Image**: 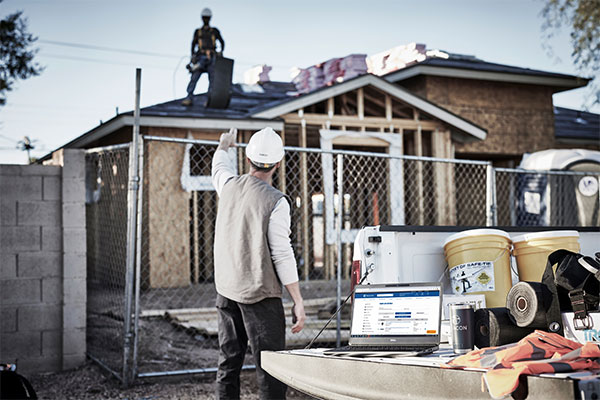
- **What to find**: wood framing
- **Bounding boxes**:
[298,109,310,279]
[432,129,457,225]
[253,74,487,142]
[283,113,441,131]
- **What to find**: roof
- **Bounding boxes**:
[383,56,590,92]
[554,106,600,143]
[39,55,591,162]
[37,82,295,161]
[137,81,296,119]
[38,74,490,162]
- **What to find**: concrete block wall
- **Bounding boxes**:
[60,149,87,370]
[0,149,87,374]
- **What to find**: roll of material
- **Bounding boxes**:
[474,308,534,348]
[506,282,552,328]
[206,56,233,109]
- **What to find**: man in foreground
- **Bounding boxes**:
[212,127,306,399]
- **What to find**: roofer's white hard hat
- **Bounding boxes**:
[246,127,284,168]
[201,8,212,17]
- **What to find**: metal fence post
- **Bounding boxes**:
[485,163,497,227]
[132,135,145,380]
[336,154,343,347]
[122,68,142,386]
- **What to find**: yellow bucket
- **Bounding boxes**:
[443,229,512,308]
[512,230,580,282]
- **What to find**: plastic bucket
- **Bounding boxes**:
[512,230,580,282]
[443,229,512,308]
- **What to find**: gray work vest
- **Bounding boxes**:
[214,174,286,304]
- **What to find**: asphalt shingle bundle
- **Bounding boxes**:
[293,54,367,93]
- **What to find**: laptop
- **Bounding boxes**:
[324,282,442,355]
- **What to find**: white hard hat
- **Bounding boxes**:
[201,7,212,17]
[246,127,284,168]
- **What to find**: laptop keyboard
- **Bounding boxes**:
[328,345,435,353]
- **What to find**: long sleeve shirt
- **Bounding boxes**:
[212,149,298,285]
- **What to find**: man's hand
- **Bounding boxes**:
[291,302,306,334]
[217,128,237,151]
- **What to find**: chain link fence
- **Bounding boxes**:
[495,168,600,227]
[85,144,131,380]
[85,137,600,384]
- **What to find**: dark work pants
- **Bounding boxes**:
[186,53,214,99]
[215,294,287,400]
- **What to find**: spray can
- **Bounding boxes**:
[450,303,475,354]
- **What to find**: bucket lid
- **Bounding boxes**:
[512,230,580,244]
[443,229,510,247]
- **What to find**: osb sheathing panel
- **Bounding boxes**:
[397,76,428,98]
[421,76,557,156]
[147,139,190,288]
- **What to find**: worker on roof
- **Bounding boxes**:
[212,127,306,399]
[182,7,225,106]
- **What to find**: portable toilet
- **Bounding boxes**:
[516,149,600,226]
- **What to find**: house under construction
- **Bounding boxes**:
[40,51,599,288]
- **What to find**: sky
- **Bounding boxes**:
[0,0,598,164]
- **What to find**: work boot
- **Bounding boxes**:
[182,97,193,106]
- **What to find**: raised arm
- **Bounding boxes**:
[211,128,237,196]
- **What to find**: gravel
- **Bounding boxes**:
[28,360,315,400]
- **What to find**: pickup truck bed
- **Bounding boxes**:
[262,347,584,399]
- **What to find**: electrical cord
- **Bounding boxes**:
[304,264,374,350]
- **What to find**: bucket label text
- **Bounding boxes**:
[450,261,495,294]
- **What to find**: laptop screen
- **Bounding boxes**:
[350,283,442,346]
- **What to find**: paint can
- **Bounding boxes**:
[443,229,512,308]
[512,230,580,282]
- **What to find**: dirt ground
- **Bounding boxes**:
[84,280,350,379]
[26,281,343,399]
[28,359,316,400]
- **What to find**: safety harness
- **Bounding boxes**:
[548,249,600,329]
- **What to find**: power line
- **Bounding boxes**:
[39,39,295,69]
[2,102,101,111]
[39,52,285,74]
[39,39,182,59]
[40,53,174,70]
[0,133,18,144]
